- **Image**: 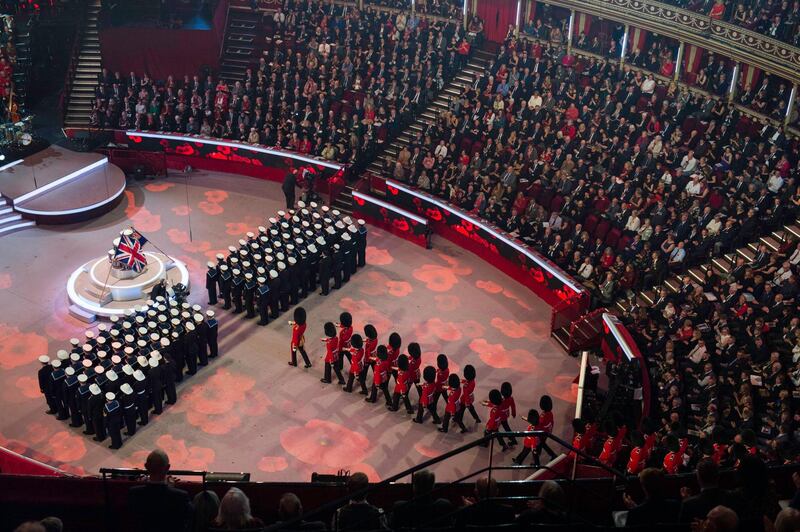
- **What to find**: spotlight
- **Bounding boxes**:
[0,154,6,161]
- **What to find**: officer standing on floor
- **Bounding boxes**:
[206,310,219,359]
[267,269,281,318]
[277,262,291,311]
[160,351,178,405]
[318,239,331,295]
[88,383,106,442]
[184,322,199,376]
[231,269,245,314]
[243,272,257,319]
[206,262,218,305]
[341,233,354,284]
[104,392,123,449]
[257,276,270,325]
[133,369,149,426]
[119,383,137,436]
[148,357,164,415]
[356,219,368,267]
[38,356,57,414]
[219,264,233,310]
[64,367,82,427]
[331,243,344,290]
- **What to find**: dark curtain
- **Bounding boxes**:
[476,0,518,43]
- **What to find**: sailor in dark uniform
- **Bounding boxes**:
[184,321,199,376]
[119,383,138,436]
[318,239,332,295]
[38,355,57,414]
[341,233,354,284]
[50,360,69,420]
[267,269,281,318]
[287,256,301,304]
[277,261,291,311]
[79,374,94,435]
[206,310,219,358]
[219,264,233,310]
[133,369,149,426]
[231,268,244,314]
[243,272,257,318]
[104,392,124,449]
[331,243,344,290]
[356,218,368,267]
[64,367,82,427]
[306,242,320,293]
[206,261,219,305]
[257,276,271,325]
[88,383,106,441]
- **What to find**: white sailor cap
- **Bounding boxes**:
[124,334,135,343]
[297,200,306,209]
[70,338,80,346]
[158,314,167,323]
[160,337,170,347]
[312,213,321,221]
[70,353,80,362]
[246,232,255,239]
[326,226,336,236]
[216,253,225,261]
[342,233,351,242]
[276,252,285,261]
[120,383,133,394]
[180,312,191,321]
[39,355,50,364]
[150,350,161,360]
[274,241,282,248]
[135,316,145,324]
[208,261,216,268]
[295,237,304,245]
[137,356,148,367]
[308,244,318,253]
[138,327,148,336]
[305,230,314,239]
[106,370,118,381]
[257,276,266,284]
[89,384,101,395]
[269,269,278,279]
[286,245,295,252]
[111,355,122,364]
[97,323,108,332]
[242,261,251,269]
[258,225,267,233]
[343,216,353,225]
[97,337,107,345]
[57,350,69,360]
[110,315,120,324]
[185,321,195,331]
[316,236,326,246]
[133,370,145,382]
[292,216,300,223]
[78,374,88,383]
[94,365,104,374]
[288,257,297,265]
[105,392,115,401]
[193,313,203,323]
[269,217,278,225]
[220,264,229,271]
[110,329,120,337]
[257,266,266,275]
[82,344,92,354]
[321,205,330,213]
[232,268,241,276]
[111,341,122,350]
[124,347,134,356]
[277,210,286,217]
[150,333,160,342]
[65,367,75,376]
[122,364,134,375]
[82,359,92,369]
[85,330,95,340]
[277,261,286,271]
[310,201,318,209]
[97,350,107,359]
[206,310,215,318]
[171,318,180,326]
[282,233,290,241]
[335,221,345,230]
[265,255,274,263]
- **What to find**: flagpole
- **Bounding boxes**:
[98,239,122,306]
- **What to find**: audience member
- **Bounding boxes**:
[332,472,385,531]
[679,459,731,523]
[516,480,570,526]
[454,476,516,528]
[623,468,680,526]
[273,492,326,531]
[128,450,192,532]
[191,490,221,532]
[390,469,453,529]
[213,488,264,530]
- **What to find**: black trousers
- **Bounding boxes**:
[123,406,137,436]
[323,362,345,384]
[108,419,123,449]
[136,396,149,425]
[344,371,368,394]
[414,403,440,424]
[291,346,311,367]
[514,446,540,466]
[164,379,177,405]
[482,429,507,449]
[440,409,467,433]
[207,284,217,305]
[367,381,391,404]
[390,391,413,413]
[500,419,518,445]
[463,404,481,423]
[92,413,107,441]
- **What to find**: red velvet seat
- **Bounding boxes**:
[594,219,611,240]
[584,214,599,234]
[605,227,621,248]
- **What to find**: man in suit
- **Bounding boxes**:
[679,460,730,523]
[454,477,516,528]
[391,470,453,529]
[128,450,192,532]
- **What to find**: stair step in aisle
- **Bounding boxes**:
[64,0,103,128]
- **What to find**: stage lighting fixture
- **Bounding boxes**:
[206,472,251,482]
[0,154,6,161]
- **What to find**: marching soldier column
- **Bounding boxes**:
[37,298,219,449]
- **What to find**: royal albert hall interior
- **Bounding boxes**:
[3,0,800,530]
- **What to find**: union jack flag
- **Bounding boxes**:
[114,228,149,272]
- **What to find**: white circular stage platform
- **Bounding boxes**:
[67,252,190,321]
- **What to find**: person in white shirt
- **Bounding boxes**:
[669,241,686,265]
[660,169,673,185]
[680,150,697,176]
[548,211,563,231]
[688,339,708,365]
[528,92,542,109]
[577,258,594,280]
[706,214,722,236]
[624,210,641,233]
[641,74,656,95]
[434,141,448,159]
[767,171,784,194]
[685,174,705,196]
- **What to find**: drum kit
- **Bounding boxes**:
[0,115,33,148]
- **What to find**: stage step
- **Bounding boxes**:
[0,212,35,236]
[64,0,103,128]
[69,303,97,324]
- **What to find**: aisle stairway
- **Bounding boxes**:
[0,194,34,236]
[12,21,32,112]
[219,8,262,83]
[64,0,102,127]
[337,49,494,213]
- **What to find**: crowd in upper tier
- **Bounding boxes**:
[91,2,478,177]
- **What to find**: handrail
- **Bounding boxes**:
[265,430,626,531]
[537,0,800,85]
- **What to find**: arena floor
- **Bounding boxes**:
[0,170,579,482]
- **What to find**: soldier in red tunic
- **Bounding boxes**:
[567,418,587,460]
[337,312,353,375]
[536,395,556,462]
[407,342,422,400]
[388,355,414,413]
[432,354,449,413]
[412,366,440,424]
[512,409,540,465]
[288,307,311,368]
[626,431,646,475]
[460,364,480,424]
[365,344,392,405]
[662,435,688,474]
[482,389,508,451]
[321,322,345,384]
[499,382,518,446]
[598,420,628,468]
[438,373,467,433]
[360,324,378,393]
[386,332,402,382]
[343,334,368,394]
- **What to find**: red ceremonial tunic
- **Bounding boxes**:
[291,323,306,349]
[364,337,378,364]
[394,368,410,395]
[499,396,516,422]
[323,336,339,364]
[434,367,449,393]
[338,325,353,350]
[409,356,421,383]
[420,381,436,407]
[712,443,728,465]
[386,344,400,367]
[539,410,554,433]
[460,378,476,406]
[627,446,644,475]
[374,358,390,386]
[445,386,461,415]
[349,346,364,375]
[523,423,539,448]
[486,405,503,431]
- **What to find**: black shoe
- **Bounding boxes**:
[258,321,267,326]
[511,458,521,465]
[93,436,105,442]
[124,432,135,436]
[460,428,469,434]
[364,397,376,403]
[343,387,352,393]
[501,445,509,452]
[320,378,331,383]
[304,363,312,368]
[358,389,368,395]
[56,415,69,421]
[437,427,448,433]
[432,418,441,425]
[222,305,231,310]
[412,418,423,424]
[69,423,82,428]
[83,430,94,435]
[288,362,297,367]
[137,421,147,426]
[387,406,398,411]
[109,444,122,450]
[338,380,346,385]
[406,409,415,415]
[45,409,56,415]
